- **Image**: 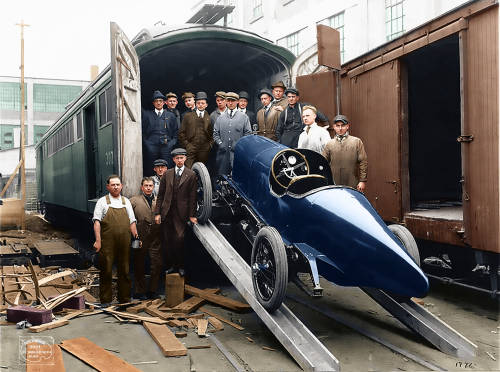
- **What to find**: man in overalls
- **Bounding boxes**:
[93,175,138,305]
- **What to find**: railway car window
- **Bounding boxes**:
[99,92,106,127]
[105,87,112,123]
[76,112,83,140]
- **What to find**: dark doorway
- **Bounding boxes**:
[84,102,98,200]
[404,34,462,210]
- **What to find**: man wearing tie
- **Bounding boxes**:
[154,148,198,277]
[256,88,280,141]
[237,91,256,129]
[141,90,178,173]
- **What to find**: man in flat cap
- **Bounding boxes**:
[271,80,288,112]
[276,87,329,148]
[256,88,280,141]
[165,92,181,130]
[181,92,196,121]
[154,148,198,277]
[297,105,331,154]
[178,91,213,168]
[322,114,368,193]
[141,90,178,174]
[152,158,168,197]
[210,91,227,127]
[213,92,252,175]
[238,91,256,128]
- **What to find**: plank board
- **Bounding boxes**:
[165,274,185,307]
[143,322,187,357]
[184,285,250,312]
[208,317,224,332]
[33,240,78,256]
[29,319,69,333]
[59,337,141,372]
[172,288,220,313]
[199,307,244,331]
[26,343,65,372]
[197,319,208,337]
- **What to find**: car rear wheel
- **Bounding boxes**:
[192,162,212,224]
[388,224,421,266]
[251,226,288,313]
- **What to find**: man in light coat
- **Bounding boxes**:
[213,92,252,175]
[297,105,331,154]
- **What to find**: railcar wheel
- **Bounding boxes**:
[251,226,288,313]
[388,224,421,266]
[192,162,212,224]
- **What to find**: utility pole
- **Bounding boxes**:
[16,20,29,231]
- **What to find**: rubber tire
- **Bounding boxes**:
[192,162,212,224]
[251,226,288,313]
[388,224,421,267]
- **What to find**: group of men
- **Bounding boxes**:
[92,80,368,305]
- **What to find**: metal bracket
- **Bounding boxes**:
[457,134,474,143]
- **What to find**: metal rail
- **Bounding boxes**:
[193,220,340,372]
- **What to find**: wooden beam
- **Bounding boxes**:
[143,322,187,357]
[172,288,219,313]
[184,285,250,312]
[197,319,208,337]
[208,317,224,332]
[199,307,244,331]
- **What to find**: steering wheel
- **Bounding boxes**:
[271,149,310,188]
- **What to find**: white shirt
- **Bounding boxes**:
[92,194,136,224]
[196,109,205,118]
[175,166,185,177]
[297,123,331,154]
[239,108,247,114]
[155,109,163,116]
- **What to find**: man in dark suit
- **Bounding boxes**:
[178,91,213,168]
[141,90,178,173]
[165,92,181,130]
[130,177,161,299]
[238,91,257,129]
[154,148,198,277]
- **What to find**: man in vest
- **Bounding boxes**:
[154,148,198,277]
[93,175,138,305]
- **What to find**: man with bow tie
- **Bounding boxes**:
[213,92,252,176]
[141,90,178,173]
[154,148,197,277]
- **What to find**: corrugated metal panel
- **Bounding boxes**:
[296,70,337,125]
[463,7,499,253]
[345,62,401,222]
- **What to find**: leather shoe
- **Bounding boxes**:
[178,268,185,277]
[165,267,175,275]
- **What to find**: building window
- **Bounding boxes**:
[33,84,82,113]
[386,0,404,41]
[252,0,263,20]
[34,125,49,145]
[0,82,27,111]
[277,30,301,56]
[318,11,345,63]
[0,125,18,150]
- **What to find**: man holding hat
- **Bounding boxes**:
[322,114,368,193]
[271,80,288,111]
[256,88,280,141]
[181,92,196,121]
[238,91,256,128]
[152,158,168,197]
[213,92,252,175]
[210,91,227,126]
[276,87,329,148]
[178,91,213,168]
[154,148,198,277]
[165,92,181,130]
[141,90,178,174]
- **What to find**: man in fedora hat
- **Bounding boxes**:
[238,91,256,127]
[256,88,280,141]
[210,91,227,126]
[322,114,368,192]
[165,92,181,130]
[181,92,196,121]
[154,148,197,277]
[271,80,288,111]
[178,91,213,168]
[141,90,178,173]
[276,87,329,148]
[213,92,252,175]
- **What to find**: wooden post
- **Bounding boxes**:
[16,20,29,231]
[165,273,184,307]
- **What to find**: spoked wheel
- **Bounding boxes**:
[192,162,212,224]
[388,224,421,266]
[251,226,288,313]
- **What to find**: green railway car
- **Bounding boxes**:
[36,23,295,225]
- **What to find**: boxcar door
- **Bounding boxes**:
[110,22,142,198]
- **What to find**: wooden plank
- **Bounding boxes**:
[200,307,244,331]
[184,285,250,312]
[60,337,141,371]
[143,322,187,357]
[165,274,184,307]
[29,319,70,333]
[104,309,167,324]
[187,345,211,349]
[208,317,224,332]
[197,319,208,337]
[26,343,65,372]
[144,307,170,320]
[172,288,220,313]
[126,300,152,314]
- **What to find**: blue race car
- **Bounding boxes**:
[192,135,429,313]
